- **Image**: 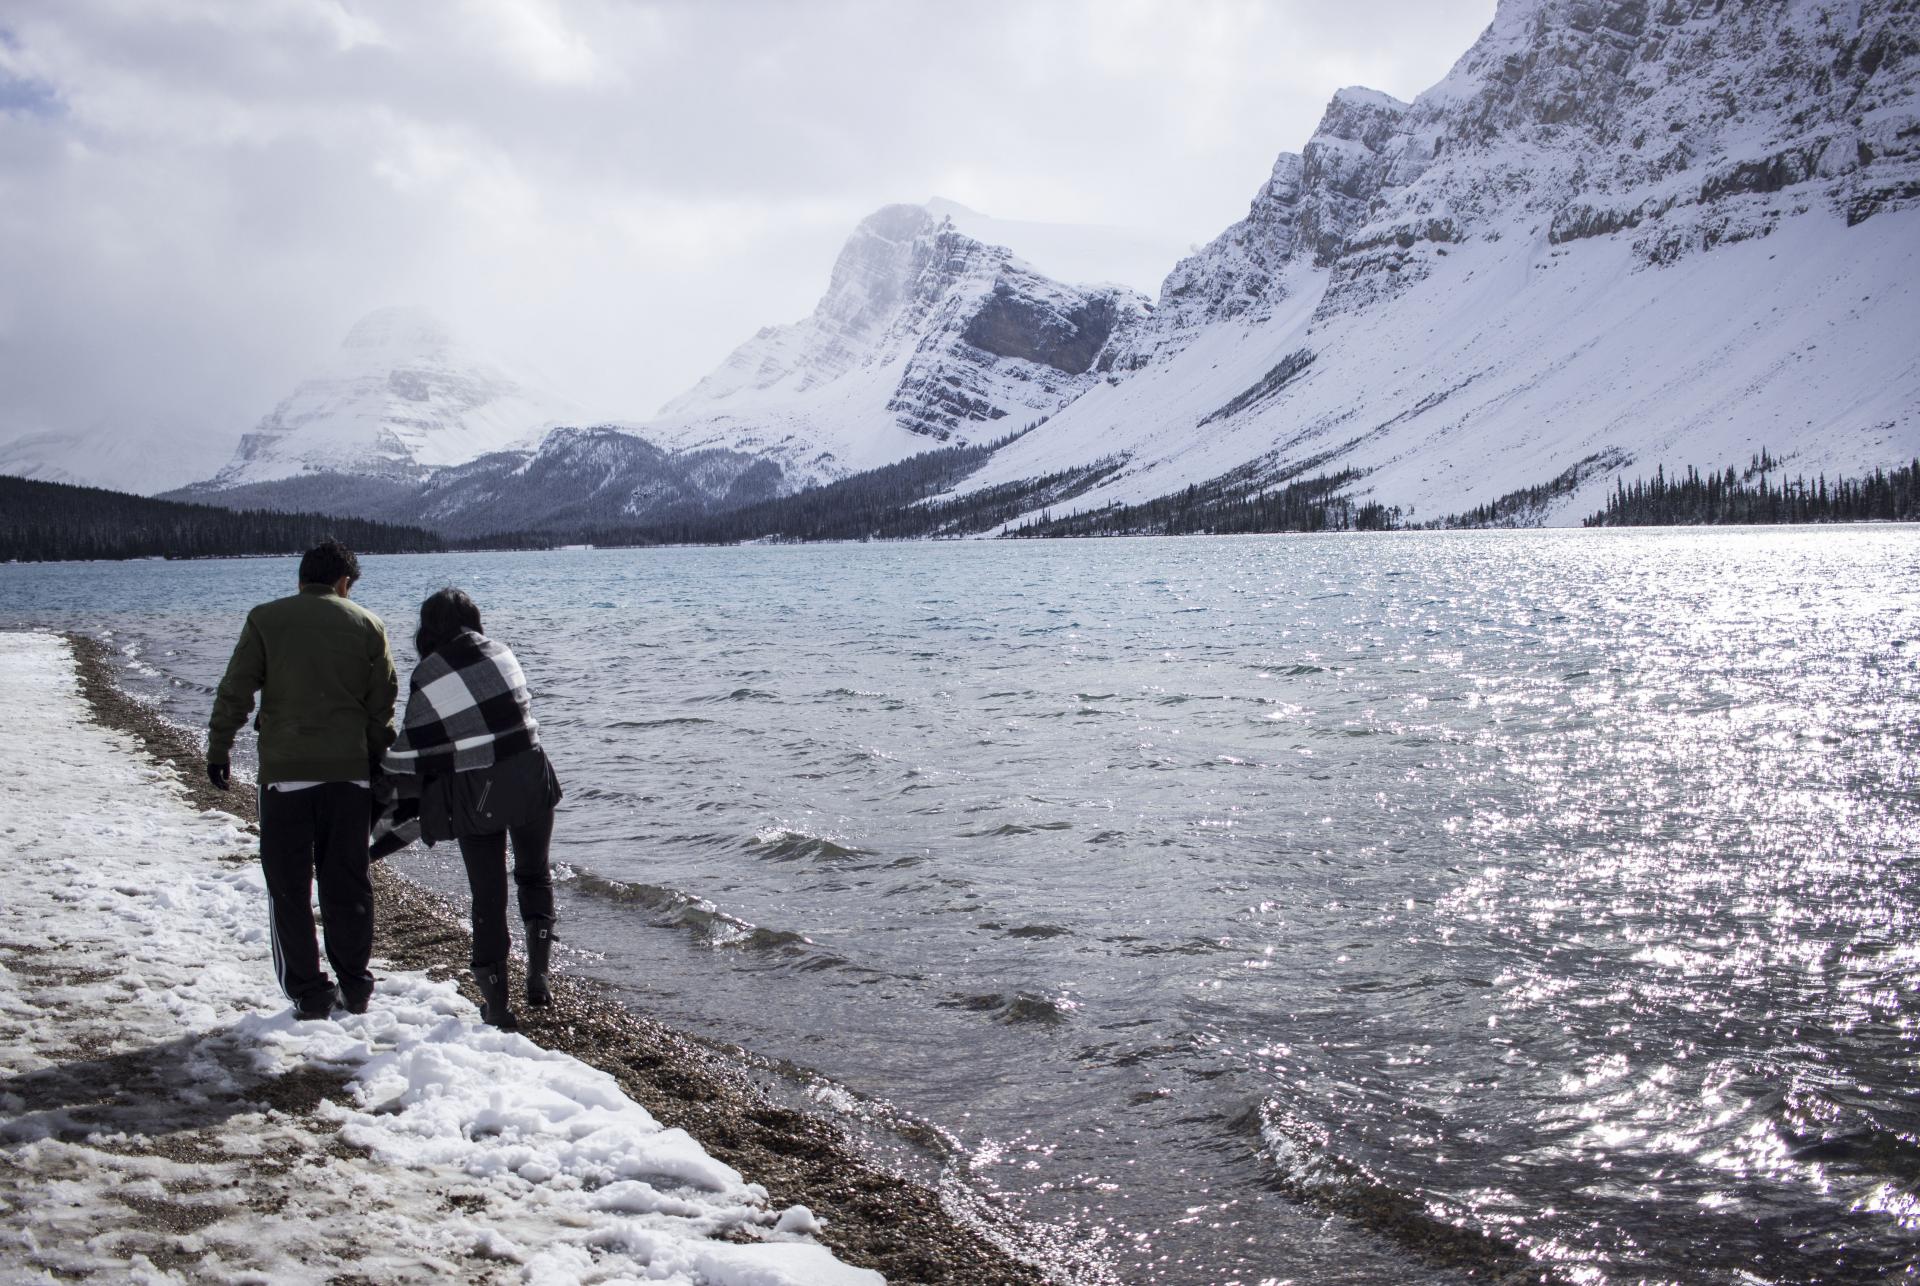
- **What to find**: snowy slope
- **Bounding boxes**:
[204,307,581,487]
[961,0,1920,525]
[0,631,879,1286]
[638,204,1148,485]
[0,420,238,496]
[969,209,1918,523]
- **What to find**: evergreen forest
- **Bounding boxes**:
[5,447,1917,564]
[0,476,444,562]
[1006,468,1398,537]
[1583,454,1920,526]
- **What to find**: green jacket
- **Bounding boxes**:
[207,584,399,785]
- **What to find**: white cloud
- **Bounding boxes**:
[458,0,604,87]
[0,0,1496,470]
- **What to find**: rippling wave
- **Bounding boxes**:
[564,866,835,961]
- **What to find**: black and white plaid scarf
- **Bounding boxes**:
[387,630,539,774]
[371,630,540,856]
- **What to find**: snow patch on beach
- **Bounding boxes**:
[0,631,882,1285]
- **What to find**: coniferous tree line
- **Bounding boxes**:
[630,435,1006,542]
[1583,454,1920,526]
[1432,450,1627,528]
[14,442,1917,564]
[1009,468,1397,537]
[457,428,1125,546]
[446,528,570,552]
[0,475,444,562]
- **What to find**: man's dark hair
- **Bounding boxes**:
[298,539,361,587]
[415,587,483,659]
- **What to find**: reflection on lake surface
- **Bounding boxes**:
[6,527,1917,1284]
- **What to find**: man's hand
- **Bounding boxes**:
[207,762,231,791]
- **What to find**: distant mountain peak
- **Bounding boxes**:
[923,195,978,218]
[197,306,580,488]
[1329,85,1407,112]
[339,305,455,353]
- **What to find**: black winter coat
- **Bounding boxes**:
[420,744,563,843]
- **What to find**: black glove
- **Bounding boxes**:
[207,762,231,791]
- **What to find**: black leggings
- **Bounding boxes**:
[457,807,556,967]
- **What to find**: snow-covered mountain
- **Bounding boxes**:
[165,425,777,540]
[954,0,1920,525]
[201,307,579,488]
[411,426,780,539]
[636,203,1150,486]
[125,0,1920,537]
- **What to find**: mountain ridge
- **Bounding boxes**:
[947,0,1920,527]
[18,0,1917,535]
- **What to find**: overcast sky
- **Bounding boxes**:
[0,0,1496,469]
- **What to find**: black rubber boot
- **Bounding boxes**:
[475,963,518,1031]
[524,918,554,1008]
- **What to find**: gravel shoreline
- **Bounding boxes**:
[66,632,1062,1286]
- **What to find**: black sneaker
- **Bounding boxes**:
[294,988,341,1021]
[341,989,372,1016]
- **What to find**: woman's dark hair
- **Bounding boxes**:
[415,587,483,659]
[298,539,360,587]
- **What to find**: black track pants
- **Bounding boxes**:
[457,807,556,967]
[260,782,375,1007]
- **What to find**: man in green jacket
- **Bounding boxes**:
[207,539,398,1020]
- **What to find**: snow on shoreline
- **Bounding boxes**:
[0,631,881,1285]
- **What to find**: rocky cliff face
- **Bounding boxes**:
[1321,0,1920,311]
[640,204,1148,484]
[202,307,578,488]
[1132,0,1918,352]
[961,0,1920,526]
[1118,87,1410,365]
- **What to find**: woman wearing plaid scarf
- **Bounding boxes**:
[374,588,563,1030]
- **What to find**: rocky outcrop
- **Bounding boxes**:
[886,240,1138,442]
[1321,0,1920,308]
[1115,88,1409,365]
[1296,88,1415,266]
[961,284,1124,376]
